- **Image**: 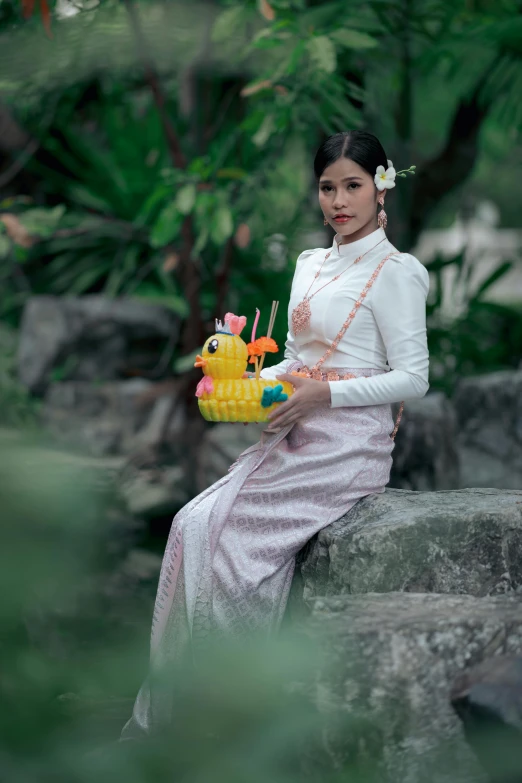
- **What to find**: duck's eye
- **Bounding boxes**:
[208,339,219,354]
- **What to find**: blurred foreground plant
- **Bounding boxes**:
[3,434,522,782]
[0,432,390,783]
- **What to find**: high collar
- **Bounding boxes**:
[330,227,387,259]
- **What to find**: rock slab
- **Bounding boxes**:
[453,370,522,490]
[291,592,522,783]
[389,392,460,490]
[295,488,522,604]
[17,295,180,394]
[41,378,183,457]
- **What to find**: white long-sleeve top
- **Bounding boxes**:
[259,226,430,408]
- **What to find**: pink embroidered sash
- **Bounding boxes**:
[290,252,404,440]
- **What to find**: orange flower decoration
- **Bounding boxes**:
[246,341,263,357]
[246,341,262,364]
[255,337,278,353]
[246,336,279,365]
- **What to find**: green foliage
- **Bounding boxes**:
[211,3,247,44]
[1,0,522,387]
[426,252,522,394]
[330,29,379,50]
[150,201,183,248]
[307,35,337,74]
[1,66,317,371]
[175,183,197,216]
[0,433,382,783]
[0,230,9,257]
[1,86,180,317]
[0,322,41,428]
[0,204,66,241]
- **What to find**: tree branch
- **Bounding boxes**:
[122,0,187,170]
[122,0,207,466]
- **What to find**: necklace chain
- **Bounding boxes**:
[291,237,387,336]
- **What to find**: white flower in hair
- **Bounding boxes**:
[374,163,396,191]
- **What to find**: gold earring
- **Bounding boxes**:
[377,195,387,229]
[323,216,328,225]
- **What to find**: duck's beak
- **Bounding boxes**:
[194,354,208,368]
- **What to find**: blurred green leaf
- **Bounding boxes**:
[252,114,276,147]
[252,27,280,49]
[13,244,29,263]
[135,183,172,227]
[193,225,209,255]
[67,184,113,212]
[151,201,182,248]
[212,5,249,44]
[426,251,522,394]
[0,233,10,257]
[132,284,190,317]
[470,260,513,302]
[175,183,197,215]
[331,28,379,49]
[210,206,234,245]
[307,35,337,73]
[68,264,106,294]
[18,205,66,237]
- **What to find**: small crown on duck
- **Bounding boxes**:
[215,318,234,335]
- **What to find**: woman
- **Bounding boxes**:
[121,130,429,737]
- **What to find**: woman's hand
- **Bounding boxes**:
[265,373,331,430]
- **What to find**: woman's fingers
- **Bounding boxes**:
[267,401,291,422]
[268,401,297,425]
[267,412,298,430]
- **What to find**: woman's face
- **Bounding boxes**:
[318,156,381,242]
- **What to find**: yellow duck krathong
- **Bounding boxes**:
[194,311,295,423]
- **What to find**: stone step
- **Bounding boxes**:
[289,592,522,783]
[293,487,522,606]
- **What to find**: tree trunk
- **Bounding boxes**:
[122,0,218,496]
[408,75,491,249]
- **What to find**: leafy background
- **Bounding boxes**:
[1,0,521,385]
[0,1,521,780]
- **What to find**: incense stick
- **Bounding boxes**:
[266,300,276,338]
[268,300,278,337]
[259,300,279,374]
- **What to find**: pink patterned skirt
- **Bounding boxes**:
[121,366,395,737]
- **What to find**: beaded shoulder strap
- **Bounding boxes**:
[311,252,404,440]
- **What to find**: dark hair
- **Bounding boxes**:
[313,131,388,181]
